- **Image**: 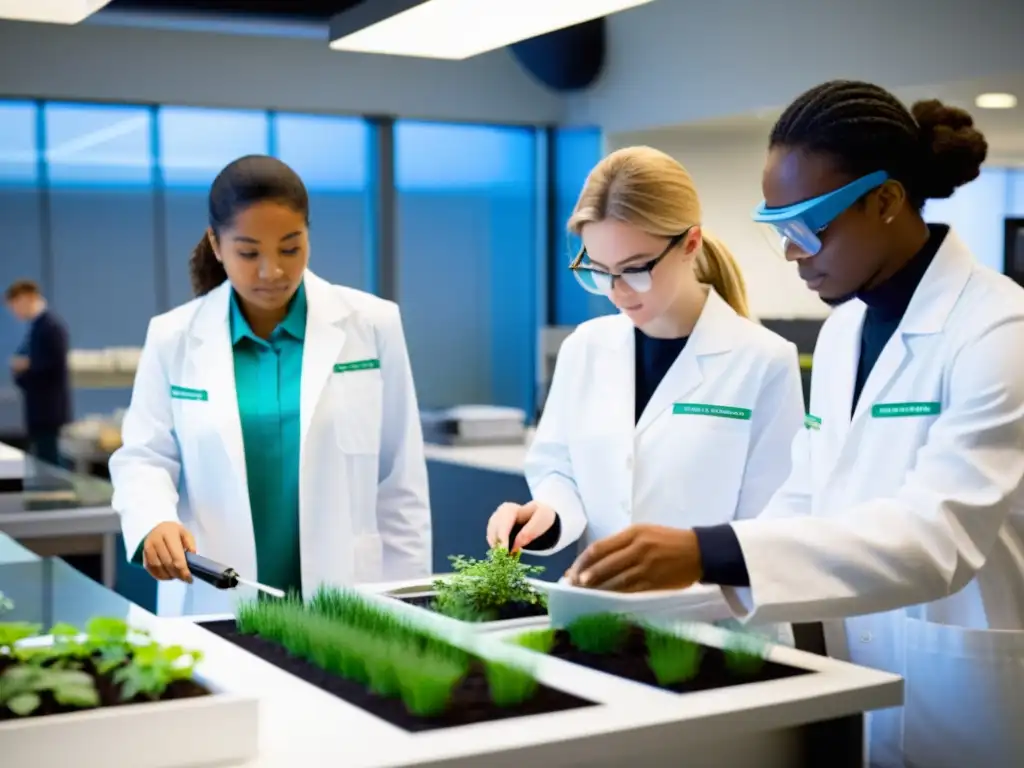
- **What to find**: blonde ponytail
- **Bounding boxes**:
[696,231,750,318]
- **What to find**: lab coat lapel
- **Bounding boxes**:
[634,289,732,436]
[299,271,350,453]
[849,231,972,426]
[186,281,249,507]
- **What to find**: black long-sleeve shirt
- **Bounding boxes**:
[14,310,71,431]
[694,225,948,587]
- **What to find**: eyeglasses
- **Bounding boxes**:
[569,230,689,296]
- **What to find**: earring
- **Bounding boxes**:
[885,216,895,224]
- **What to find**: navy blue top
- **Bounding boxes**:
[521,326,690,552]
[694,224,948,587]
[13,310,71,431]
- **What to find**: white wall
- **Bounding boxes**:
[571,0,1024,133]
[609,127,1024,319]
[0,19,564,124]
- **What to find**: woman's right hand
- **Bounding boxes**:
[143,522,197,582]
[487,500,556,552]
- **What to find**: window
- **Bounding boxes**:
[0,101,43,388]
[925,168,1009,273]
[273,113,374,292]
[158,107,270,306]
[395,121,538,415]
[552,126,608,326]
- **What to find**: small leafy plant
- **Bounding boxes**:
[0,616,205,719]
[566,613,631,655]
[644,626,702,686]
[432,547,546,622]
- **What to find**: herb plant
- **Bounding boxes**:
[565,613,631,655]
[644,627,702,686]
[0,616,205,719]
[432,547,546,622]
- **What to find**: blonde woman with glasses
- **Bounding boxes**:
[486,146,803,610]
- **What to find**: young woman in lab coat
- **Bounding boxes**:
[487,146,805,588]
[566,81,1024,767]
[109,155,431,616]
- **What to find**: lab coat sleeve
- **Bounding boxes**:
[733,342,806,521]
[108,320,183,562]
[724,318,1024,624]
[522,333,587,554]
[375,304,432,580]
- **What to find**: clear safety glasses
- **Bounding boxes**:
[752,171,889,257]
[570,230,688,296]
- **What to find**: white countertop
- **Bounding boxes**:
[0,442,24,481]
[134,591,901,768]
[423,429,532,476]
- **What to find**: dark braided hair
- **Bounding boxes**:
[189,155,309,296]
[769,80,989,209]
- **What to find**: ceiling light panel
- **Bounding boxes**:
[975,93,1018,109]
[0,0,113,24]
[329,0,657,60]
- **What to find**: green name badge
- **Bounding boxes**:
[804,413,822,430]
[334,358,381,374]
[170,385,208,401]
[673,403,752,420]
[871,401,941,418]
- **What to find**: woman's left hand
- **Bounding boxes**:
[565,524,703,592]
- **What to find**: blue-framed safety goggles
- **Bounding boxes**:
[752,170,889,256]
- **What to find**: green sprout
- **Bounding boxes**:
[0,622,41,652]
[234,586,541,717]
[723,633,768,676]
[566,613,631,655]
[509,628,556,654]
[485,659,539,707]
[113,642,203,700]
[644,626,702,686]
[432,547,546,622]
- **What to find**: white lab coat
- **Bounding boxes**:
[724,230,1024,767]
[526,287,805,552]
[109,270,432,617]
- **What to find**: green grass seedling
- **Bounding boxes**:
[723,633,768,676]
[509,628,556,654]
[566,613,631,655]
[644,627,702,686]
[485,659,539,707]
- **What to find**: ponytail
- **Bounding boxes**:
[695,231,750,318]
[188,232,228,297]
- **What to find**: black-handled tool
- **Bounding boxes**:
[184,552,286,598]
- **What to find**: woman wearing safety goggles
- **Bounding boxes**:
[562,80,1024,768]
[486,146,804,640]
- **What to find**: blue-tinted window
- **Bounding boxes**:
[0,101,37,185]
[0,101,43,391]
[551,127,610,326]
[1009,169,1024,216]
[158,107,270,307]
[45,103,151,187]
[44,103,158,417]
[158,106,269,189]
[273,113,373,291]
[395,121,538,415]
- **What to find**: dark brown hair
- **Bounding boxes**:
[4,279,41,302]
[769,80,989,210]
[189,155,310,296]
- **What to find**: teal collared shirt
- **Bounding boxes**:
[230,281,306,595]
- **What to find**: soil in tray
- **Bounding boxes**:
[399,594,547,622]
[0,655,209,722]
[200,619,591,732]
[550,625,810,693]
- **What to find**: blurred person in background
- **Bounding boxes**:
[109,155,431,616]
[5,280,70,466]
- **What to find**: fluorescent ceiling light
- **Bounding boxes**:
[975,92,1017,109]
[0,0,113,24]
[329,0,658,60]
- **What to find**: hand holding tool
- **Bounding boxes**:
[184,552,286,599]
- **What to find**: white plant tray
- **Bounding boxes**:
[1,629,259,768]
[542,578,731,627]
[0,441,25,481]
[356,573,553,633]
